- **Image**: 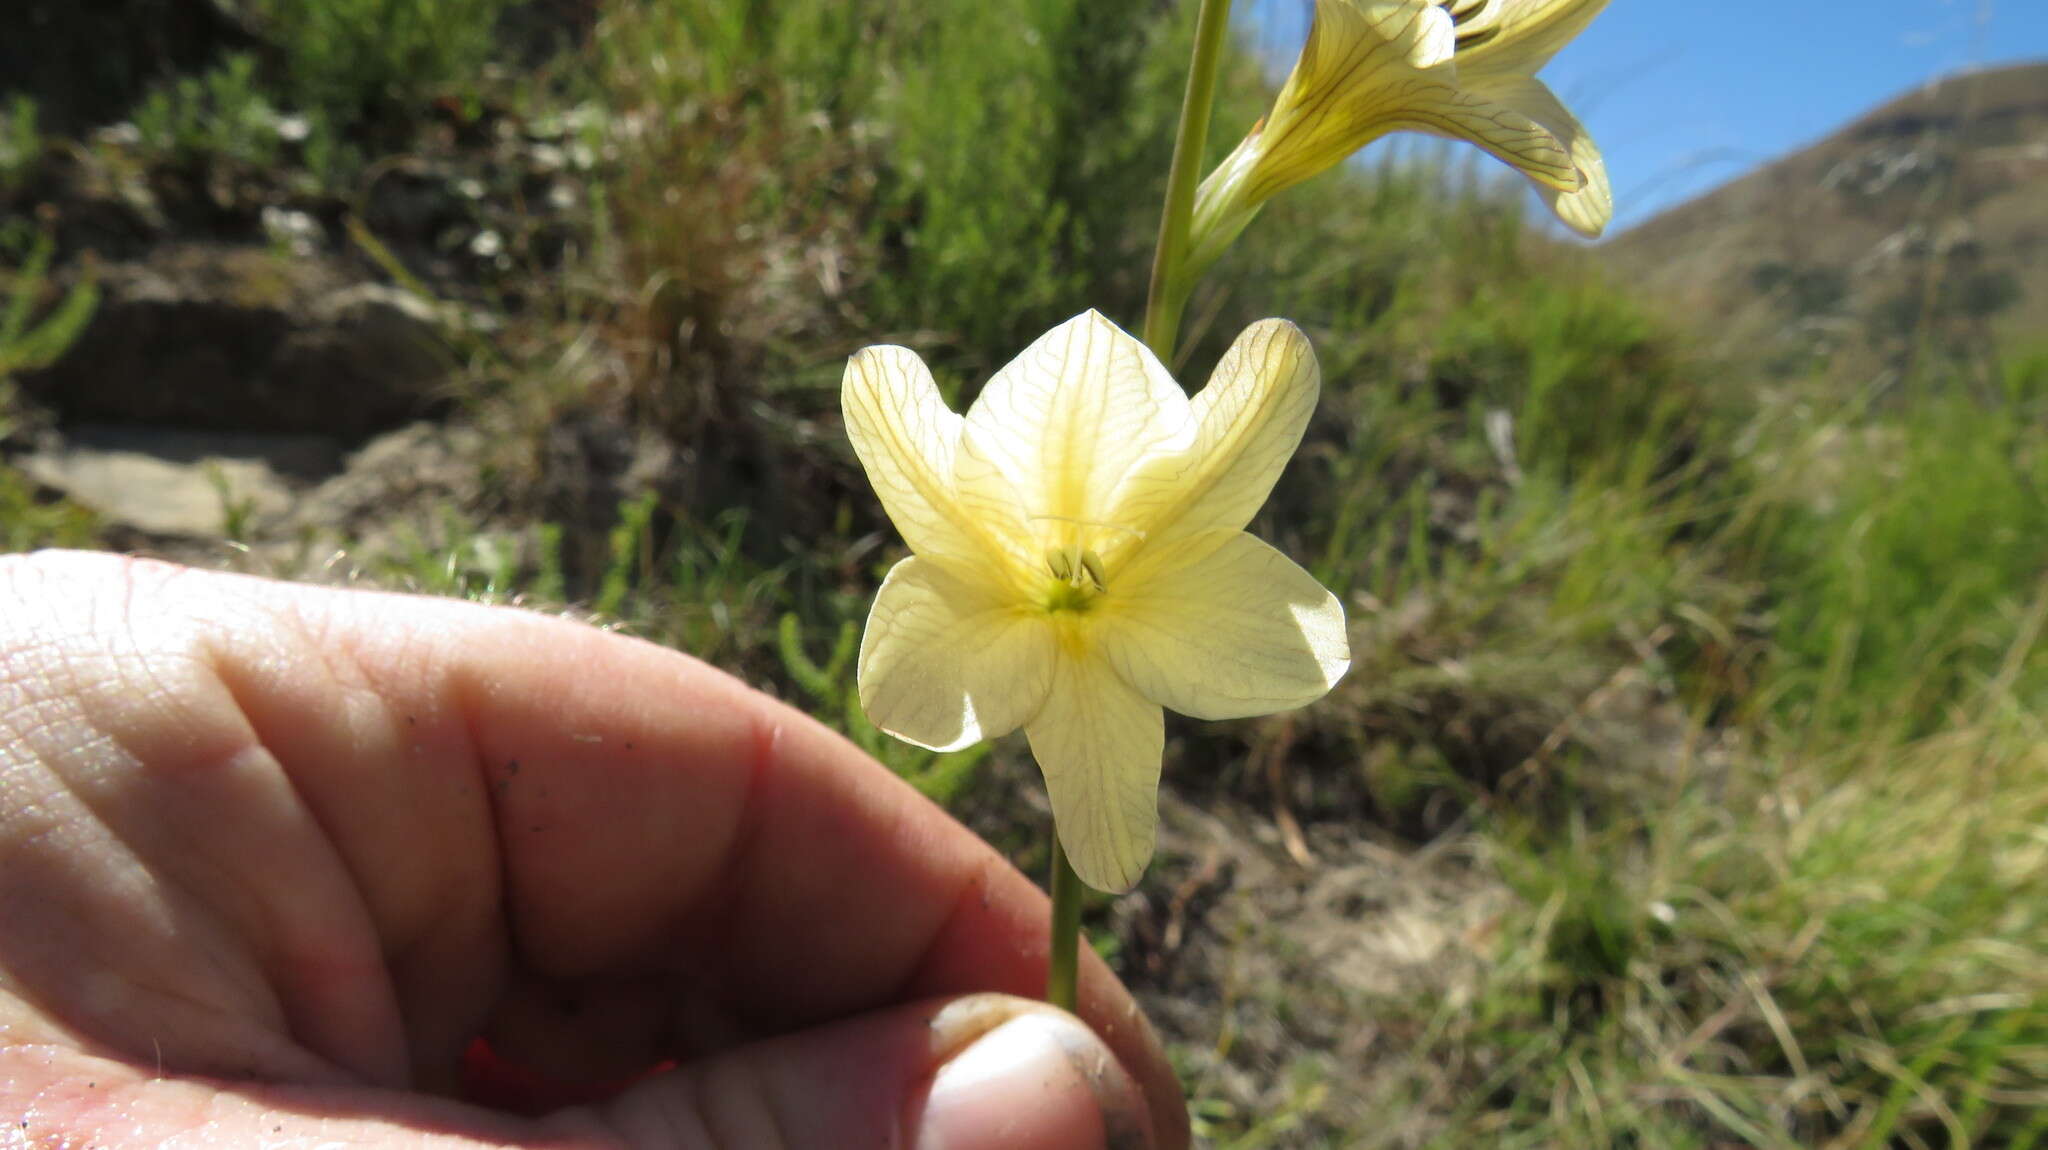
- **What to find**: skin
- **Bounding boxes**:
[0,550,1190,1148]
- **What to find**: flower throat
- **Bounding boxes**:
[1032,514,1142,614]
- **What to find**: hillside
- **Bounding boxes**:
[1603,61,2048,381]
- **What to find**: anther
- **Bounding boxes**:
[1046,548,1075,583]
[1078,550,1107,592]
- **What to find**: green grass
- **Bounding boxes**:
[1743,371,2048,736]
[1399,708,2047,1149]
[0,466,97,553]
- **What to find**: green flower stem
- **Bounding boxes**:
[1046,833,1085,1011]
[1142,0,1235,362]
[1047,0,1234,1013]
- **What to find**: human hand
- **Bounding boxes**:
[0,551,1187,1148]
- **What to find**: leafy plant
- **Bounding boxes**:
[0,232,97,382]
[0,466,98,554]
[132,54,285,170]
[0,94,42,193]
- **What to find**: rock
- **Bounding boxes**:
[15,424,336,538]
[290,420,486,538]
[8,419,501,578]
[18,243,454,440]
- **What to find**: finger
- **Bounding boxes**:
[588,994,1155,1150]
[0,551,1188,1146]
[0,994,1152,1149]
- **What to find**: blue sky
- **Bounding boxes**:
[1240,1,2048,233]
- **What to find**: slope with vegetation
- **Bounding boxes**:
[1,3,2042,1146]
[1603,61,2048,389]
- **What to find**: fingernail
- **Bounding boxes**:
[916,1011,1150,1150]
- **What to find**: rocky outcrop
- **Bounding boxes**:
[13,424,325,539]
[18,243,454,439]
[10,418,486,559]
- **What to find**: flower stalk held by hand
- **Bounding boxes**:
[843,311,1349,893]
[1187,0,1613,280]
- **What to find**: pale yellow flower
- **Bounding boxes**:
[844,311,1349,892]
[1190,0,1612,269]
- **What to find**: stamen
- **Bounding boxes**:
[1047,548,1074,583]
[1078,551,1107,593]
[1041,541,1108,611]
[1445,0,1499,48]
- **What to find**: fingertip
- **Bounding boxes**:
[917,1008,1150,1150]
[587,995,1162,1150]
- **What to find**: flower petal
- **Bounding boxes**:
[1467,73,1611,237]
[1104,319,1320,562]
[1238,0,1453,206]
[1406,0,1459,67]
[1100,531,1350,721]
[1386,78,1577,191]
[1459,0,1608,78]
[957,311,1192,547]
[1025,651,1164,893]
[858,557,1055,752]
[842,345,1031,578]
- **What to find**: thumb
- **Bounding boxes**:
[581,993,1160,1149]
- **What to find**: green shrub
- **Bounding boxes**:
[1430,276,1709,486]
[132,53,284,169]
[252,0,512,135]
[585,0,1191,390]
[867,0,1182,364]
